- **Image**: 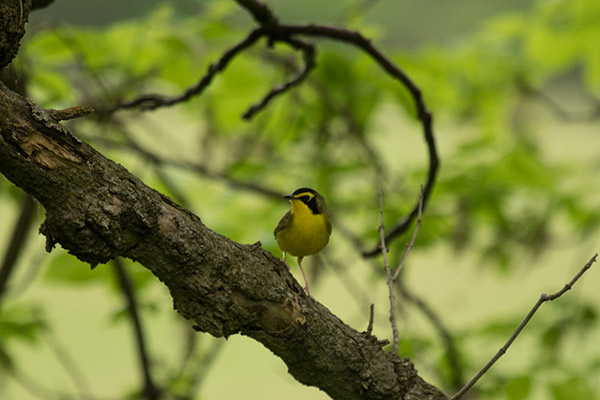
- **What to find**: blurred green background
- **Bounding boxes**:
[1,0,599,399]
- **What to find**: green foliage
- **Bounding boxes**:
[0,305,45,343]
[2,0,599,399]
[0,305,46,370]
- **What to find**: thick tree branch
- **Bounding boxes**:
[0,82,447,400]
[0,0,31,69]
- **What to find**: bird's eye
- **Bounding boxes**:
[301,195,310,202]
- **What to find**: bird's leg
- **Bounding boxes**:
[281,251,290,270]
[297,256,313,298]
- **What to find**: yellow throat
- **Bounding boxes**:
[275,191,331,258]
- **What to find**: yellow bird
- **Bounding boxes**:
[274,188,332,297]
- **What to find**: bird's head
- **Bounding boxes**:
[285,187,327,215]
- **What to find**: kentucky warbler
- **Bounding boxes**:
[274,188,332,297]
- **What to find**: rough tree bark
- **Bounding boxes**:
[0,2,448,399]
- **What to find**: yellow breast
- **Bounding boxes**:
[276,201,331,257]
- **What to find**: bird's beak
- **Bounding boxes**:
[283,194,294,200]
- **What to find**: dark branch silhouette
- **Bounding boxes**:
[113,259,162,400]
[0,195,36,307]
[242,38,316,119]
[107,28,266,113]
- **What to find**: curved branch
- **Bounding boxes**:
[0,83,448,400]
[107,28,266,113]
[274,24,438,256]
[103,1,439,253]
[242,38,316,119]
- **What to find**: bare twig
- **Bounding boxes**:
[47,105,94,121]
[392,185,424,281]
[0,194,36,307]
[519,83,600,122]
[366,303,375,337]
[18,0,24,25]
[113,259,161,400]
[242,38,315,119]
[108,28,266,113]
[378,187,400,355]
[451,253,598,400]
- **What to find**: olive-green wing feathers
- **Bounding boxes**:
[274,211,293,237]
[325,214,332,236]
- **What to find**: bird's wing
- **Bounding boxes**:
[274,211,292,237]
[325,214,332,236]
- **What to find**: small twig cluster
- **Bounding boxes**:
[376,184,597,400]
[451,253,598,400]
[378,186,424,355]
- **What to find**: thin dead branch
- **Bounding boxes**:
[451,253,598,400]
[378,187,400,355]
